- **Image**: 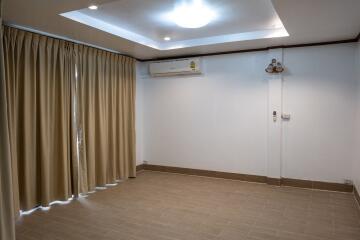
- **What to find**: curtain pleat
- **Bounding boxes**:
[0,1,16,239]
[2,26,136,228]
[3,27,74,211]
[77,45,136,193]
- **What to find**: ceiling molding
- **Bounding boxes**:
[60,0,288,51]
[3,23,141,61]
[5,0,360,59]
[5,23,359,63]
[138,33,360,62]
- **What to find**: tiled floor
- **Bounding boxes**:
[16,171,360,240]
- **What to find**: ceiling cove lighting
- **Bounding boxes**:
[170,0,216,28]
[88,5,98,10]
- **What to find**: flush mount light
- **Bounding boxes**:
[164,36,171,41]
[170,0,216,28]
[88,5,98,10]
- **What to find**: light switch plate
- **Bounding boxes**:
[281,113,291,120]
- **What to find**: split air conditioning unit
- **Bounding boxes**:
[149,58,201,77]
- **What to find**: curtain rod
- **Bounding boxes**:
[3,22,137,60]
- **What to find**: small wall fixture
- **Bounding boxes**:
[265,59,284,73]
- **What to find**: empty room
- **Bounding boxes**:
[1,0,360,239]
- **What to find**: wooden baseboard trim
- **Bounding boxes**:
[143,164,267,183]
[355,186,360,207]
[281,178,353,192]
[267,177,281,186]
[312,180,353,192]
[137,164,353,193]
[281,178,312,189]
[136,164,145,172]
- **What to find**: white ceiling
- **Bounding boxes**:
[3,0,360,60]
[61,0,288,50]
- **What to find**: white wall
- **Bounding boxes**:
[136,43,358,184]
[137,52,269,176]
[353,42,360,191]
[135,64,144,166]
[282,44,357,183]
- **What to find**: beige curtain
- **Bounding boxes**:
[2,25,136,216]
[3,26,75,211]
[76,45,136,193]
[0,1,16,239]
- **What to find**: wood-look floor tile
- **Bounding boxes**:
[15,171,360,240]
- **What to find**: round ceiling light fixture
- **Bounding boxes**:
[88,5,98,10]
[170,0,216,28]
[164,36,171,41]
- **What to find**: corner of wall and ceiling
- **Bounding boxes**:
[4,23,359,63]
[139,31,360,62]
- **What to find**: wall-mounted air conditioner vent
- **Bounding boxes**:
[149,58,201,77]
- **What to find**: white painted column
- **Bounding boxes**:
[267,48,284,180]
